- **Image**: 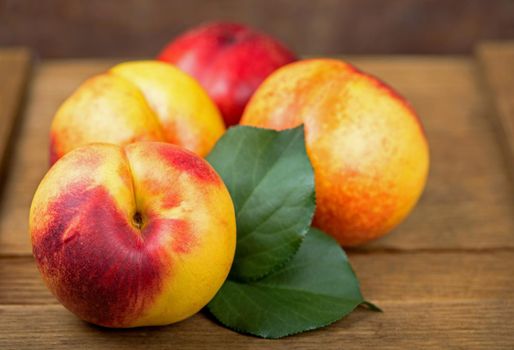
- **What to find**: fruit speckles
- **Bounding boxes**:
[171,221,196,254]
[33,183,168,327]
[313,173,398,246]
[155,143,221,184]
[138,177,183,210]
[143,216,196,254]
[358,71,427,139]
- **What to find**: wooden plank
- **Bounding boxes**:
[2,252,513,305]
[476,41,514,181]
[3,250,514,348]
[4,251,511,348]
[0,47,31,183]
[1,57,513,255]
[0,257,53,305]
[0,55,513,348]
[0,300,512,349]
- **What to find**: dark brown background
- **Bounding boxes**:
[1,0,514,58]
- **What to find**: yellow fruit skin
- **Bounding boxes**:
[111,61,226,157]
[50,61,225,164]
[241,59,429,246]
[30,142,236,327]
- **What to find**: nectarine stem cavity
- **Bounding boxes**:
[132,211,144,229]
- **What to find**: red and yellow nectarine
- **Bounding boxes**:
[241,59,429,246]
[30,142,236,327]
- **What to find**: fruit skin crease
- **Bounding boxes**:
[30,142,236,327]
[241,58,430,246]
[50,61,225,164]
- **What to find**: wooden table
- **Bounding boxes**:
[1,43,513,349]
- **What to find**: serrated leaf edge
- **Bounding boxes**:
[207,296,363,339]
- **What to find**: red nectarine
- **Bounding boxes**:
[158,22,296,126]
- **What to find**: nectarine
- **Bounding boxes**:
[50,61,225,164]
[158,22,296,126]
[241,59,429,246]
[30,142,236,327]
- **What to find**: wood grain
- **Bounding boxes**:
[1,301,512,349]
[476,41,514,182]
[1,57,513,255]
[0,47,31,184]
[2,252,513,305]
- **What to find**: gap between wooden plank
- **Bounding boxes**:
[4,244,514,259]
[0,48,31,188]
[2,252,513,305]
[475,41,514,186]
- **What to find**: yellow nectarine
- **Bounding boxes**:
[50,61,225,164]
[241,59,429,246]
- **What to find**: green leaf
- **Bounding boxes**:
[206,125,315,281]
[207,228,367,339]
